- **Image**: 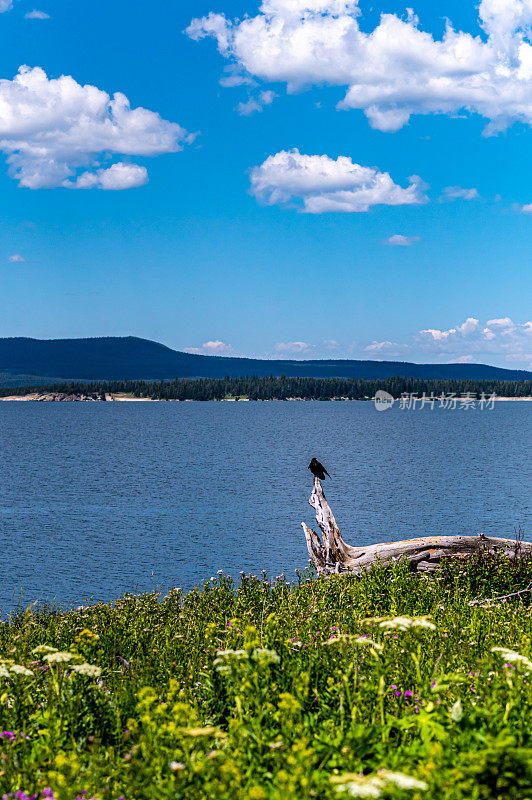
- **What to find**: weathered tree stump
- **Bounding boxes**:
[301,477,531,575]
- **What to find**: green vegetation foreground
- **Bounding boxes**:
[0,556,531,799]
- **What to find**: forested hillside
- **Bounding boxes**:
[2,375,531,400]
[1,336,531,384]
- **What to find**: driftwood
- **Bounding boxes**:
[301,477,532,575]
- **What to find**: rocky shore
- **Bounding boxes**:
[0,392,105,401]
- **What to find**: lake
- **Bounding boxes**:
[0,401,530,611]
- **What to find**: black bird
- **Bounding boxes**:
[308,457,331,480]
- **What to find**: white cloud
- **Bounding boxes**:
[220,65,256,88]
[486,316,514,328]
[184,340,233,354]
[25,10,50,19]
[250,149,428,213]
[442,186,480,200]
[275,341,310,353]
[188,0,532,133]
[447,354,474,363]
[385,234,420,246]
[354,316,532,366]
[365,340,410,356]
[7,253,26,262]
[416,316,532,362]
[70,162,148,190]
[0,1,12,12]
[0,66,193,189]
[419,317,481,342]
[237,89,276,115]
[521,202,532,212]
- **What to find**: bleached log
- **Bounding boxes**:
[301,477,531,575]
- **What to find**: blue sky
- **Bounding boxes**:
[0,0,531,368]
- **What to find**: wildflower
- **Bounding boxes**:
[378,616,436,631]
[170,761,185,771]
[251,648,280,665]
[213,648,248,675]
[491,647,532,671]
[380,772,428,790]
[43,652,73,664]
[9,665,34,677]
[0,665,10,679]
[70,663,102,677]
[31,645,57,655]
[450,699,463,722]
[215,649,247,658]
[77,629,99,640]
[355,637,383,651]
[331,770,428,797]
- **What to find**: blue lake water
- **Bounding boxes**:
[0,401,530,611]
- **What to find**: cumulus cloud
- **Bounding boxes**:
[184,340,233,354]
[419,317,480,343]
[358,316,532,366]
[250,149,428,213]
[442,186,480,200]
[188,0,532,133]
[416,316,532,362]
[0,66,193,189]
[521,201,532,212]
[70,163,148,190]
[7,253,26,262]
[0,1,12,12]
[385,234,420,246]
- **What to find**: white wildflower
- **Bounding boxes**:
[170,761,185,771]
[354,637,383,651]
[0,666,10,679]
[31,645,58,655]
[324,633,355,645]
[70,663,102,677]
[252,648,280,665]
[331,774,382,797]
[215,649,248,659]
[491,647,532,671]
[213,648,248,675]
[331,770,428,797]
[379,771,428,790]
[9,665,34,677]
[43,651,73,663]
[450,699,463,722]
[379,616,436,631]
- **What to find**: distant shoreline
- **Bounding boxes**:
[2,393,532,403]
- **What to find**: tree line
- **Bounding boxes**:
[1,374,531,400]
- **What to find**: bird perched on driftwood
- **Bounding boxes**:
[308,457,331,480]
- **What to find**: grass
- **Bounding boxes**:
[0,555,531,800]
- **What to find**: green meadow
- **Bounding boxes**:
[0,555,531,800]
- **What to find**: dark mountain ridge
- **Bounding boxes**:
[0,336,530,385]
